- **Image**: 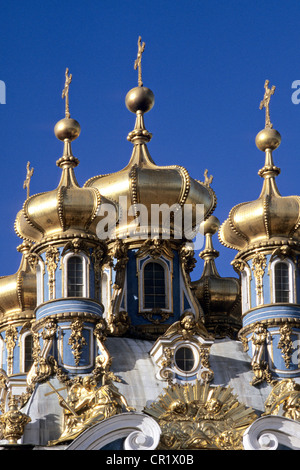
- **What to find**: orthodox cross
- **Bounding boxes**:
[62,67,72,118]
[23,161,34,199]
[134,36,145,87]
[259,80,276,129]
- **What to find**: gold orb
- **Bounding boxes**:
[54,118,81,141]
[255,128,281,152]
[201,215,220,235]
[125,86,155,113]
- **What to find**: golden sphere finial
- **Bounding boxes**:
[125,86,155,114]
[54,117,81,142]
[201,215,220,236]
[255,127,281,152]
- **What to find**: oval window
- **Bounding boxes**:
[175,346,195,372]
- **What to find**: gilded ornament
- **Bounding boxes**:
[144,382,257,450]
[4,326,18,376]
[134,36,145,87]
[249,323,273,386]
[23,161,34,199]
[264,379,300,421]
[251,253,267,304]
[277,323,293,369]
[0,395,31,444]
[68,318,87,366]
[45,246,60,299]
[62,67,72,119]
[48,375,135,445]
[259,79,276,129]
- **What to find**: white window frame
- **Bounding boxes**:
[62,252,90,298]
[241,266,251,313]
[270,258,295,304]
[137,256,173,313]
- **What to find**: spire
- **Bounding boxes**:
[255,79,281,198]
[124,37,155,166]
[199,216,220,278]
[54,68,81,187]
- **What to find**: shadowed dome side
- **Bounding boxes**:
[192,216,241,338]
[0,242,36,326]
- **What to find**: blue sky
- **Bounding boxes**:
[0,0,300,280]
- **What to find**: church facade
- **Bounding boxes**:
[0,40,300,450]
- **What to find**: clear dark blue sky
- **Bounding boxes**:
[0,0,300,280]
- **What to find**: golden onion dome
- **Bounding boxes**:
[0,242,36,326]
[219,81,300,254]
[14,70,116,245]
[192,216,241,337]
[84,84,216,240]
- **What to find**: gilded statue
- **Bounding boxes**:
[49,375,135,445]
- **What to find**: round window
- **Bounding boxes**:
[175,346,195,372]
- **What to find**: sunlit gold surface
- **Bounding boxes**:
[220,81,300,254]
[0,242,36,327]
[144,382,257,450]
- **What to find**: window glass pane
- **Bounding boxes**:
[275,262,290,303]
[175,347,195,372]
[24,334,34,372]
[144,262,166,309]
[67,256,84,297]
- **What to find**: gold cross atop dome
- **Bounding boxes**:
[62,67,72,118]
[23,161,34,199]
[134,36,145,87]
[259,80,276,129]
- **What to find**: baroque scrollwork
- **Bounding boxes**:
[45,246,60,299]
[68,318,87,366]
[264,379,300,421]
[278,323,293,369]
[4,326,18,375]
[251,253,267,304]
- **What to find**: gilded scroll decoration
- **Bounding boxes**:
[251,253,267,304]
[278,323,293,369]
[45,246,60,299]
[144,382,257,450]
[4,326,18,375]
[264,379,300,421]
[68,319,87,366]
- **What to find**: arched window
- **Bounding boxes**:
[274,262,290,303]
[144,262,166,309]
[67,256,84,297]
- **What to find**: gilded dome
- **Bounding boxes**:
[84,86,217,240]
[0,242,36,325]
[219,129,300,253]
[192,216,241,337]
[14,118,116,245]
